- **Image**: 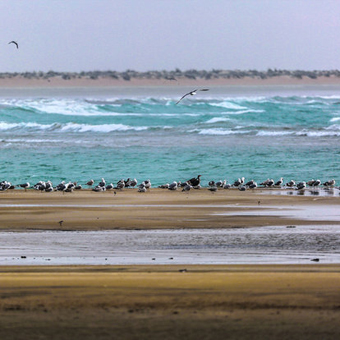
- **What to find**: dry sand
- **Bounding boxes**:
[0,190,339,338]
[0,265,340,340]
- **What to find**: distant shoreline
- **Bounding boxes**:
[2,69,340,88]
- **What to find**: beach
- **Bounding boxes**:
[0,188,339,231]
[0,189,339,339]
[1,264,340,340]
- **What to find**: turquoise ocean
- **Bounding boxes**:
[1,85,340,187]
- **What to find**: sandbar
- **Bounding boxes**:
[1,190,339,339]
[0,188,339,231]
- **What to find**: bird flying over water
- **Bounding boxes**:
[175,88,209,105]
[8,41,18,49]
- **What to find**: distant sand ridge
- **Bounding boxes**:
[2,69,340,87]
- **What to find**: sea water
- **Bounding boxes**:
[1,85,340,187]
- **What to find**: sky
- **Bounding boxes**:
[0,0,340,72]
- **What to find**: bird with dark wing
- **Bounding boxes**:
[175,88,209,105]
[186,175,201,187]
[8,41,18,49]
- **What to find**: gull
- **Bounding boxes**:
[182,184,192,192]
[17,182,30,191]
[285,180,295,188]
[233,177,245,187]
[275,177,284,187]
[186,175,201,187]
[323,179,336,187]
[143,179,151,189]
[312,179,321,188]
[86,179,94,187]
[168,181,178,191]
[249,181,257,189]
[8,41,18,49]
[216,180,226,188]
[158,183,170,189]
[175,88,209,105]
[296,182,306,190]
[128,178,138,187]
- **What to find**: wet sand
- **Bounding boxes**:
[1,190,340,339]
[0,188,339,231]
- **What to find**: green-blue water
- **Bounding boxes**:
[1,86,339,187]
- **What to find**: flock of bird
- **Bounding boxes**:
[0,175,337,193]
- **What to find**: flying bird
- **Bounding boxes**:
[175,88,209,105]
[8,41,18,49]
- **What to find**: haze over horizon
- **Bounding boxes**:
[1,0,339,73]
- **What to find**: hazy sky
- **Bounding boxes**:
[1,0,340,72]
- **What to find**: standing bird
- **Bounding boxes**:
[285,180,295,188]
[186,175,201,187]
[86,179,94,187]
[175,89,209,105]
[17,182,30,191]
[8,41,18,49]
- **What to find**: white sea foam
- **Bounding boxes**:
[194,128,251,135]
[256,131,295,136]
[210,101,247,110]
[60,123,148,133]
[0,121,52,130]
[206,117,230,124]
[296,129,340,137]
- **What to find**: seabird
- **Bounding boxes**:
[92,186,105,192]
[106,183,114,190]
[312,179,321,188]
[168,181,178,190]
[8,41,18,49]
[116,180,125,190]
[285,180,295,188]
[186,175,201,187]
[208,185,218,192]
[249,182,258,189]
[182,184,192,192]
[65,182,75,192]
[216,180,226,188]
[275,177,284,187]
[233,177,245,187]
[296,181,306,190]
[266,179,275,187]
[18,182,30,191]
[245,179,255,187]
[307,179,315,187]
[86,179,94,186]
[128,178,138,187]
[98,178,106,187]
[175,88,209,105]
[138,186,147,192]
[143,179,151,189]
[158,183,170,189]
[323,179,336,187]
